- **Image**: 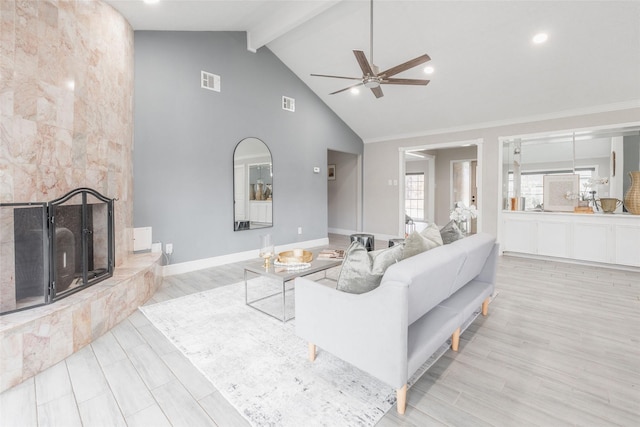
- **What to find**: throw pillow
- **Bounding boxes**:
[336,241,404,294]
[403,222,443,259]
[440,220,465,244]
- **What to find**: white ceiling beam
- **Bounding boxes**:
[247,1,342,52]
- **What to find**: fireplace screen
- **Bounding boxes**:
[0,188,114,315]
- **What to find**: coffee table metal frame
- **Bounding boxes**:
[244,258,342,323]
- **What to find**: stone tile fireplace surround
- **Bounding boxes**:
[0,1,163,392]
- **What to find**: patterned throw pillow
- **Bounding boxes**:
[336,241,404,294]
[440,220,465,244]
[403,222,443,259]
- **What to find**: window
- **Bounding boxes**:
[508,168,596,210]
[405,173,425,220]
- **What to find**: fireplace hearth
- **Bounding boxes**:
[0,188,115,315]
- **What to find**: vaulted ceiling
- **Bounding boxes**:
[106,0,640,142]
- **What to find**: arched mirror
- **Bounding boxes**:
[233,138,273,231]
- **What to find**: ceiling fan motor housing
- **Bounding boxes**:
[364,76,381,88]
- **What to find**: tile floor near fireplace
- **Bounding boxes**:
[0,252,162,393]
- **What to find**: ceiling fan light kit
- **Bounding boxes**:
[311,0,431,99]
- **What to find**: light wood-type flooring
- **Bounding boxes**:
[1,234,639,426]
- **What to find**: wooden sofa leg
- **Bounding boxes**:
[396,384,407,414]
[482,297,490,316]
[451,327,461,352]
[308,343,316,362]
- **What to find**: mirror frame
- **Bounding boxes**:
[233,137,273,231]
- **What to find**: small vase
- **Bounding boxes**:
[624,171,640,215]
[456,219,468,235]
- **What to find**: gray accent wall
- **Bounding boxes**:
[133,32,362,263]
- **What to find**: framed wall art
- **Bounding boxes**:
[543,174,579,212]
[327,164,336,181]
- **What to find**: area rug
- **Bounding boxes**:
[139,278,484,426]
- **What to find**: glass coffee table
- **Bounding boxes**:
[244,256,342,323]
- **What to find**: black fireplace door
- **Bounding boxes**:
[49,188,114,301]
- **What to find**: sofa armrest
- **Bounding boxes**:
[295,276,409,389]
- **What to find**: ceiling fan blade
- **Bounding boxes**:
[382,78,430,86]
[379,54,431,78]
[370,86,384,98]
[353,50,376,76]
[330,82,364,95]
[311,73,362,81]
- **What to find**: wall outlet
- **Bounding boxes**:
[165,243,173,254]
[298,227,302,235]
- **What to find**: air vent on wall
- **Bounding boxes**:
[201,71,220,92]
[282,96,295,112]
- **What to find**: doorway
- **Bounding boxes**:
[327,150,362,236]
[451,159,478,234]
[398,140,482,237]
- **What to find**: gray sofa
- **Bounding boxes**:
[295,233,499,414]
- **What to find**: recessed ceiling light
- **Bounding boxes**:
[532,33,548,44]
[350,87,360,95]
[144,0,160,4]
[423,66,434,75]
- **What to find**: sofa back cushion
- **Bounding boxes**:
[383,243,466,324]
[336,242,404,294]
[449,233,496,295]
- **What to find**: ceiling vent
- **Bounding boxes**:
[282,96,295,112]
[201,71,220,92]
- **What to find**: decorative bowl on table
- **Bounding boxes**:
[277,250,313,264]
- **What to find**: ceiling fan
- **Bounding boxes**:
[311,0,431,99]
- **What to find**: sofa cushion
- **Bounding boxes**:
[337,241,404,294]
[440,220,465,244]
[403,222,443,259]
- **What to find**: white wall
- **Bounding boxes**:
[363,107,640,238]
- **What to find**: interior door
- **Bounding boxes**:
[470,160,478,234]
[452,159,478,234]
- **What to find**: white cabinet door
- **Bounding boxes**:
[615,225,640,267]
[537,221,570,258]
[503,219,537,254]
[573,223,610,263]
[266,202,272,223]
[249,201,272,224]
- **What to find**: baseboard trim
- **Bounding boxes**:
[327,227,356,236]
[502,251,640,272]
[162,237,330,276]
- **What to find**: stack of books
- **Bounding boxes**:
[317,249,345,260]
